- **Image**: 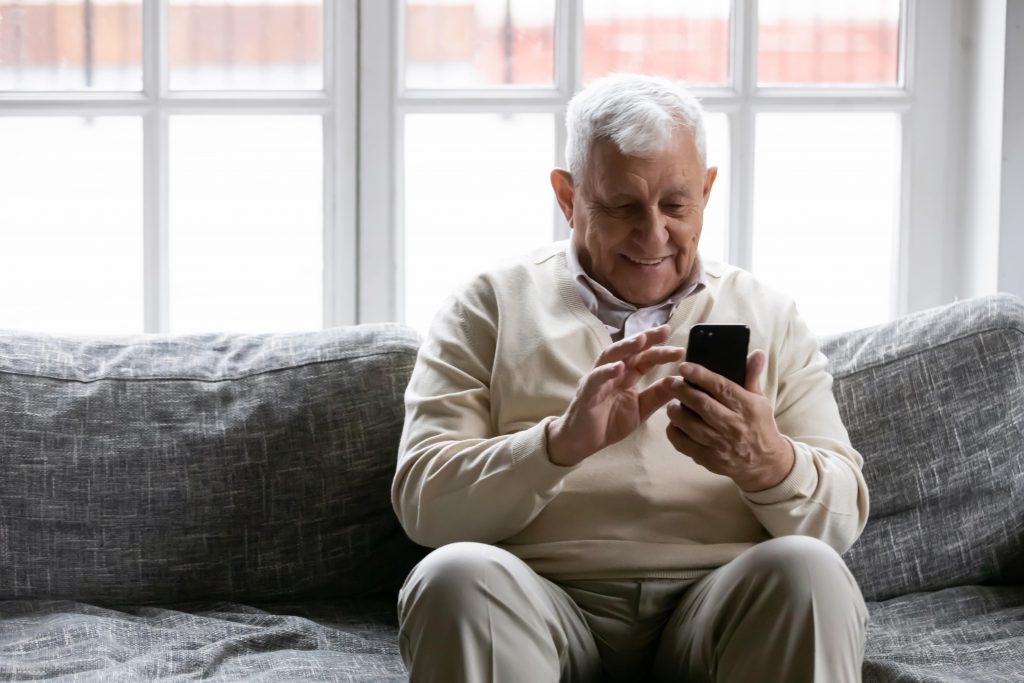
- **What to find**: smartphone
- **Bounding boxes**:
[685,324,750,387]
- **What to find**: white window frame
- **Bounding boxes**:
[360,0,963,327]
[0,0,966,332]
[0,0,360,332]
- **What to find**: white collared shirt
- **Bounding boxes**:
[566,239,707,341]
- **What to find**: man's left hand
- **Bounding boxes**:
[665,350,796,492]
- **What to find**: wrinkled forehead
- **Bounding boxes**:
[582,128,704,195]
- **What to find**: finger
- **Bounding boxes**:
[597,324,672,366]
[626,345,686,377]
[665,400,717,447]
[666,422,709,461]
[678,362,744,412]
[595,333,647,367]
[664,399,688,429]
[667,423,729,476]
[639,323,672,346]
[580,361,625,404]
[671,380,737,434]
[744,349,766,394]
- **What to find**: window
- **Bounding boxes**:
[2,1,942,338]
[0,0,352,334]
[379,0,908,336]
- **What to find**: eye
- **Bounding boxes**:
[662,203,689,216]
[604,202,639,216]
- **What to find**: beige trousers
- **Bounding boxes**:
[397,536,868,682]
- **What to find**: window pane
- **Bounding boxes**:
[700,112,729,265]
[753,113,900,335]
[0,1,141,91]
[168,1,322,90]
[583,0,730,86]
[404,0,554,89]
[403,113,553,333]
[758,0,900,86]
[0,117,142,333]
[169,116,322,333]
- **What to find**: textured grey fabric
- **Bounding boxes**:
[863,585,1024,683]
[1,294,1022,682]
[822,294,1024,602]
[0,324,426,605]
[0,598,405,681]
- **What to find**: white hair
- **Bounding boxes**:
[564,73,708,184]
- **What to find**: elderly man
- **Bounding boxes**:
[392,74,869,683]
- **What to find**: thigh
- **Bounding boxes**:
[651,536,867,683]
[399,542,603,683]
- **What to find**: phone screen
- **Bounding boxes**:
[685,324,750,387]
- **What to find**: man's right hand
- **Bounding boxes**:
[545,324,685,467]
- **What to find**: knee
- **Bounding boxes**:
[398,542,511,616]
[747,535,847,576]
[743,536,863,607]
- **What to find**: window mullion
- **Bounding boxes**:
[566,0,583,97]
[358,0,400,323]
[142,0,169,333]
[894,0,915,318]
[729,0,757,272]
[324,0,358,327]
[552,0,582,241]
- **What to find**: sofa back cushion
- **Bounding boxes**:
[822,294,1024,601]
[0,324,425,605]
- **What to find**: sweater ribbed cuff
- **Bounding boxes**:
[510,416,580,494]
[741,436,818,506]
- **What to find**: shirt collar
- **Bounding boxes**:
[566,239,707,317]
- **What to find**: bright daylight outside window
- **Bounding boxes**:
[0,0,904,338]
[401,0,903,337]
[0,0,325,334]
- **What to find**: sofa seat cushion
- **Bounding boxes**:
[5,585,1022,682]
[0,598,405,682]
[864,584,1024,683]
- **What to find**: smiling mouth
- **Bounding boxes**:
[623,254,671,266]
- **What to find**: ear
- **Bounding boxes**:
[702,166,718,207]
[550,169,576,226]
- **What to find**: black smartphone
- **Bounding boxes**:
[685,324,750,387]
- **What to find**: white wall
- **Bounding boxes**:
[997,0,1024,297]
[958,0,1024,301]
[961,0,1006,298]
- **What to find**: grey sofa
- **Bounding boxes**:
[1,293,1022,682]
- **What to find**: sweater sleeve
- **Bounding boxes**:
[391,282,579,548]
[740,303,870,555]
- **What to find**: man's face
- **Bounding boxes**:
[552,126,717,308]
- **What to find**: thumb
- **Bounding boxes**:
[637,376,678,422]
[745,350,766,394]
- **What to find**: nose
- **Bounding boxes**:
[633,204,671,249]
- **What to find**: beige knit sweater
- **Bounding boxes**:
[392,241,870,580]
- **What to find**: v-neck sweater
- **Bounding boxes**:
[392,241,869,580]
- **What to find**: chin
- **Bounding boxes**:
[623,285,671,308]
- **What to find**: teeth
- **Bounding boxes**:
[626,255,666,266]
